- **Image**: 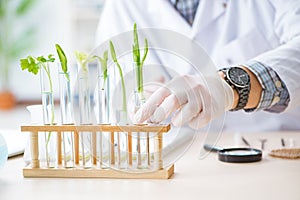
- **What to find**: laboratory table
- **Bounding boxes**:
[0,131,299,200]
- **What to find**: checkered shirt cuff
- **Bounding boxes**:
[243,61,290,113]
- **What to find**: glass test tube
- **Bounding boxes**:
[78,63,92,168]
[133,63,150,169]
[97,62,110,168]
[110,64,128,169]
[40,62,56,168]
[58,66,75,168]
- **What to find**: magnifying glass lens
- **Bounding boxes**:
[223,150,260,156]
[219,148,262,163]
[203,144,262,163]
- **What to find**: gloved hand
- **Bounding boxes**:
[134,74,234,129]
[128,76,165,123]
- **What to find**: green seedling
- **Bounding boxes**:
[20,54,55,146]
[109,41,127,114]
[132,23,148,94]
[94,50,108,90]
[55,44,69,81]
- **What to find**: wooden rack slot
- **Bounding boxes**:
[21,124,173,179]
[92,132,97,165]
[128,132,132,166]
[74,130,79,164]
[57,132,62,165]
[30,132,39,168]
[110,132,115,165]
[146,132,150,166]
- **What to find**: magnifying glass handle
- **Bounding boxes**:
[204,144,224,152]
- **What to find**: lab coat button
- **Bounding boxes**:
[272,96,280,105]
[275,81,282,88]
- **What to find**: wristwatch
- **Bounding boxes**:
[219,67,251,111]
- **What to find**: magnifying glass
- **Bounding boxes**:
[204,144,262,163]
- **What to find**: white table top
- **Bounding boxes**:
[1,131,300,200]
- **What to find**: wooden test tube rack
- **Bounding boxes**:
[21,124,174,179]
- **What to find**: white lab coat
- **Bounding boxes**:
[95,0,300,132]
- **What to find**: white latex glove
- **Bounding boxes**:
[128,76,165,123]
[134,74,234,129]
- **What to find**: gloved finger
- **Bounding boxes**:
[143,82,163,99]
[144,76,165,93]
[134,86,171,123]
[188,86,213,129]
[129,81,164,121]
[171,88,204,126]
[151,94,181,123]
[188,107,213,129]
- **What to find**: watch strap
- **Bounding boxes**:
[230,86,250,111]
[219,67,251,111]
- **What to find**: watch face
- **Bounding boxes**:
[227,67,250,87]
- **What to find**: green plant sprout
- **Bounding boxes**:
[20,54,55,147]
[132,23,148,94]
[55,44,69,81]
[75,51,95,75]
[20,55,55,108]
[93,50,108,90]
[109,41,127,114]
[20,54,55,123]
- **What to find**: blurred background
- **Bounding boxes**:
[0,0,105,107]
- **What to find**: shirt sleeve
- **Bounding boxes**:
[243,60,290,113]
[253,0,300,110]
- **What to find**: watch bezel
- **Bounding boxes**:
[225,67,250,88]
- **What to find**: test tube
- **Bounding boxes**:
[78,63,92,168]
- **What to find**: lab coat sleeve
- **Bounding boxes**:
[253,0,300,110]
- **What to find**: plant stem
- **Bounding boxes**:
[41,63,54,123]
[102,77,106,91]
[115,62,127,113]
[42,62,54,148]
[136,64,143,93]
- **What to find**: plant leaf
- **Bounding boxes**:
[75,51,88,65]
[100,50,108,79]
[94,51,108,89]
[55,44,68,73]
[20,56,40,75]
[75,51,93,74]
[132,23,148,94]
[48,54,55,62]
[103,50,108,61]
[109,41,117,62]
[132,45,138,65]
[133,23,140,64]
[37,56,47,63]
[141,38,148,67]
[36,54,55,63]
[133,23,140,56]
[109,41,127,112]
[20,58,29,71]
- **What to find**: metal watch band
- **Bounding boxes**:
[219,67,251,111]
[230,86,250,111]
